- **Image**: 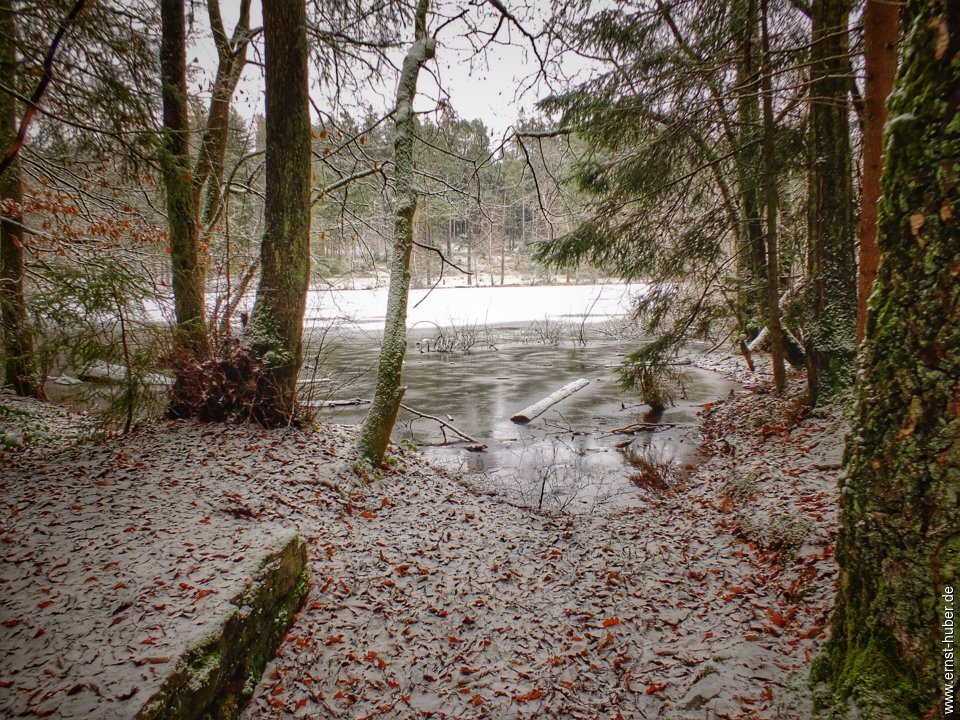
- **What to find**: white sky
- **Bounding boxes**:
[190,1,595,140]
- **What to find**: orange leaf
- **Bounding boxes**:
[514,688,542,703]
[195,589,216,601]
[645,682,668,695]
[767,608,789,628]
[360,510,377,519]
[602,617,621,628]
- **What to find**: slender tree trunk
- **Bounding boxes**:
[247,0,311,424]
[806,0,856,405]
[194,0,251,230]
[734,0,767,329]
[856,0,899,342]
[160,0,208,357]
[0,0,42,398]
[358,0,434,465]
[759,0,785,392]
[813,3,959,716]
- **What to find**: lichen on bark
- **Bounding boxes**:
[357,0,435,465]
[812,3,960,717]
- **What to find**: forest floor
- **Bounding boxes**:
[0,351,846,719]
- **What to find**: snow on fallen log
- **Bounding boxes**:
[510,378,590,423]
[79,361,173,387]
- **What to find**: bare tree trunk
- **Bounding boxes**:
[194,0,251,230]
[806,0,856,405]
[734,0,767,329]
[813,4,960,715]
[0,0,43,398]
[358,0,435,465]
[160,0,208,357]
[856,0,899,341]
[759,0,785,392]
[247,0,311,424]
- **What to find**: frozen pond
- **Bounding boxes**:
[52,282,736,512]
[305,282,734,512]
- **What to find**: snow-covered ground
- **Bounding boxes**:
[2,349,844,719]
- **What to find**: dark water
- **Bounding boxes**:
[311,327,735,512]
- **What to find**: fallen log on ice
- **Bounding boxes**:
[510,378,590,423]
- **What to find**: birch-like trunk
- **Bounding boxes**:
[358,0,435,465]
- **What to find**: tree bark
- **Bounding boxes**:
[733,0,767,329]
[813,3,960,716]
[160,0,208,357]
[358,0,435,465]
[194,0,251,230]
[855,0,899,342]
[247,0,311,423]
[0,0,42,398]
[806,0,856,405]
[759,0,786,393]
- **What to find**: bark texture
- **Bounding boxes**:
[759,0,786,393]
[806,0,856,405]
[160,0,207,356]
[247,0,311,423]
[856,0,899,342]
[358,0,435,465]
[813,3,960,716]
[733,0,767,328]
[0,0,42,398]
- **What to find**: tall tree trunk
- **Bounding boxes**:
[856,0,899,342]
[734,0,767,330]
[806,0,856,405]
[247,0,311,423]
[812,3,959,717]
[358,0,434,465]
[0,0,42,398]
[160,0,208,357]
[759,0,786,392]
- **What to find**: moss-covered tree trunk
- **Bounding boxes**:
[358,0,435,465]
[246,0,311,424]
[0,0,42,398]
[806,0,856,405]
[813,2,960,717]
[160,0,208,357]
[856,0,899,342]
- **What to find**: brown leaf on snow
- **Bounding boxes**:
[514,688,542,703]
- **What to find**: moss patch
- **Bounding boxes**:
[135,532,308,720]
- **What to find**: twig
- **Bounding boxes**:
[0,0,87,176]
[399,403,477,443]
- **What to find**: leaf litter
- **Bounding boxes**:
[1,352,843,719]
